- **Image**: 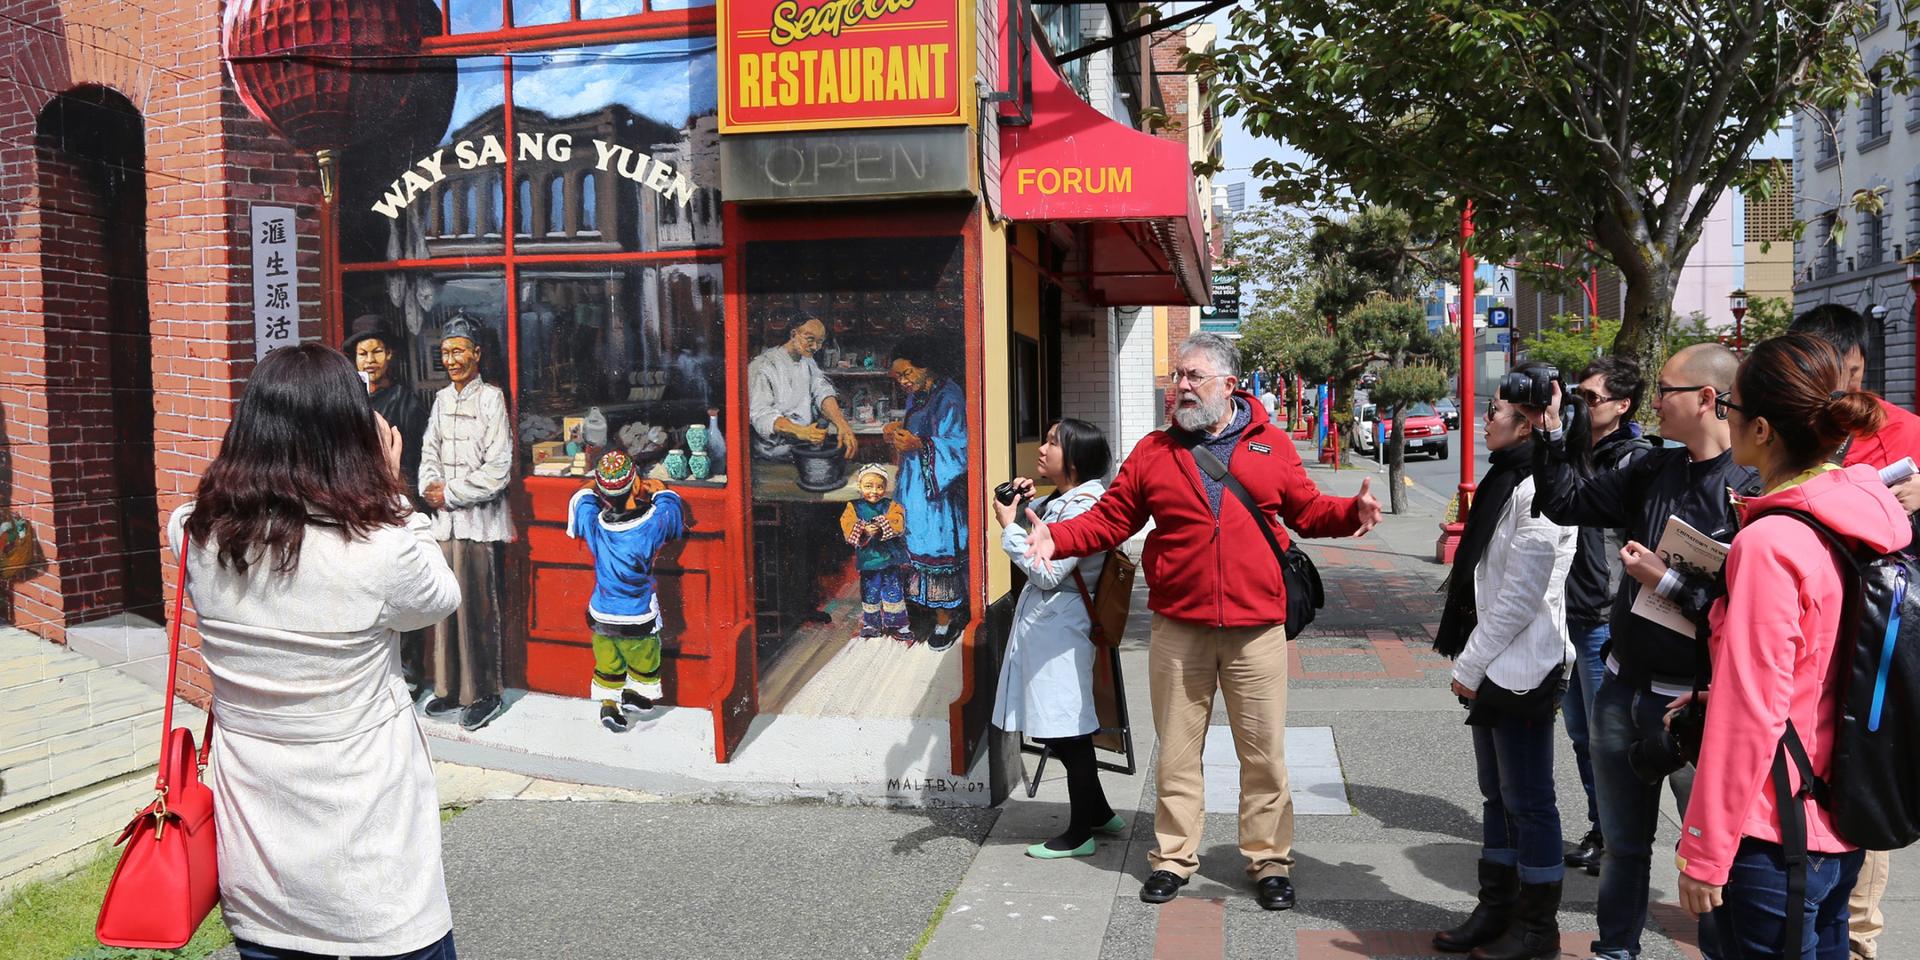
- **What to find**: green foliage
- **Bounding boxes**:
[1521,315,1623,377]
[0,844,232,960]
[1194,0,1919,355]
[1288,334,1344,384]
[1741,296,1794,345]
[1371,364,1451,410]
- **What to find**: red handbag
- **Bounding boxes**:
[96,545,219,948]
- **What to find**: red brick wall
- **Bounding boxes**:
[2,0,324,702]
[1150,35,1188,145]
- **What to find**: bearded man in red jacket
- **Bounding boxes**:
[1026,333,1383,911]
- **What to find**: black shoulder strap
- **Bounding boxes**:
[1185,440,1288,572]
[1771,720,1823,960]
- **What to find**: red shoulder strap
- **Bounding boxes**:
[156,541,214,798]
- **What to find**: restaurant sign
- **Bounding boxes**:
[718,0,969,133]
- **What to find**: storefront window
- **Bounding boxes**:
[340,271,511,395]
[516,262,724,478]
[508,40,721,254]
[339,56,505,264]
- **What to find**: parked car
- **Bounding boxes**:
[1348,402,1378,454]
[1363,401,1450,460]
[1435,397,1460,430]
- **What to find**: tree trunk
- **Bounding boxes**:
[1612,261,1680,388]
[1387,408,1408,514]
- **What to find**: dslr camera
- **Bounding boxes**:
[1627,696,1708,784]
[1498,364,1561,409]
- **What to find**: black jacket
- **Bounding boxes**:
[1563,426,1655,624]
[369,380,431,504]
[1536,435,1759,687]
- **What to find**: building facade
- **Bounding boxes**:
[0,0,1211,801]
[1792,15,1920,405]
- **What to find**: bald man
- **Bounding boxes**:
[1526,343,1756,960]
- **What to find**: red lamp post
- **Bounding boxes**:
[222,0,453,342]
[1728,289,1748,354]
[1438,200,1476,563]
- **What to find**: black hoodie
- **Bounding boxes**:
[1563,425,1655,624]
[1536,434,1759,687]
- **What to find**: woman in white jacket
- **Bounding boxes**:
[993,418,1126,860]
[168,344,462,960]
[1431,371,1579,960]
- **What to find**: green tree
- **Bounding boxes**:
[1371,364,1452,513]
[1342,296,1452,509]
[1739,295,1795,346]
[1520,315,1623,376]
[1196,0,1917,365]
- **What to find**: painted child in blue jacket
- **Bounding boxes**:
[567,451,687,732]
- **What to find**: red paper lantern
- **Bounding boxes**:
[222,0,450,159]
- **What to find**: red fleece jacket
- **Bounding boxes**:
[1046,393,1364,627]
[1843,397,1920,470]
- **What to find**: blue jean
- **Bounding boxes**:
[235,931,457,960]
[1473,709,1565,884]
[1711,839,1863,960]
[1562,619,1610,828]
[1589,670,1719,959]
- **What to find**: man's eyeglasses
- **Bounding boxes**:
[1575,389,1622,406]
[1173,370,1230,387]
[1655,383,1708,397]
[1714,393,1745,420]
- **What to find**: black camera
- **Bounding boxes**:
[994,481,1025,507]
[1627,697,1708,784]
[1498,364,1561,408]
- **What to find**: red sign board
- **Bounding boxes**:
[718,0,970,133]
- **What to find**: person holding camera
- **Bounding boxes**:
[1559,359,1655,877]
[991,418,1122,860]
[1530,343,1758,960]
[1654,334,1906,958]
[1431,364,1579,960]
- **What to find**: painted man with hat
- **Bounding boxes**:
[418,313,514,731]
[343,313,435,700]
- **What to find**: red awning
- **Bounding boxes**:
[999,39,1211,307]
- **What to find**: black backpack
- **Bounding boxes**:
[1751,509,1920,959]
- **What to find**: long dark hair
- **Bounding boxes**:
[184,344,409,574]
[1736,333,1884,469]
[1051,418,1111,485]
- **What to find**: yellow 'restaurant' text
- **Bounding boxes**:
[737,44,951,108]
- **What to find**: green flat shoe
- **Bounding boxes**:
[1093,814,1129,835]
[1026,838,1097,860]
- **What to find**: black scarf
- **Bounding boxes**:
[1434,440,1536,658]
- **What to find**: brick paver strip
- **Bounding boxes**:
[1150,897,1227,960]
[1295,929,1592,957]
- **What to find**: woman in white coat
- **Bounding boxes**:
[168,343,463,960]
[993,418,1126,860]
[1431,368,1579,960]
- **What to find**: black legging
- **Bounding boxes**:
[1037,733,1116,848]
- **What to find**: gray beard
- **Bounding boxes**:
[1173,393,1229,433]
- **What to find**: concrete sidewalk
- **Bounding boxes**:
[213,438,1920,959]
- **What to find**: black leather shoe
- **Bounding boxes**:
[1256,875,1296,911]
[1564,829,1603,876]
[1139,870,1188,904]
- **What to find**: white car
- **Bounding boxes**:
[1348,403,1379,454]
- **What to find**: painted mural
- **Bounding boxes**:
[338,37,727,736]
[743,236,970,718]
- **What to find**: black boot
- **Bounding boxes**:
[1434,860,1519,952]
[1563,829,1603,876]
[1468,880,1562,960]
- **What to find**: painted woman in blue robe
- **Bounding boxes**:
[882,336,969,652]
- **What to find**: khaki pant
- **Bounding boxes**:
[1147,614,1293,880]
[1849,848,1891,959]
[434,539,503,705]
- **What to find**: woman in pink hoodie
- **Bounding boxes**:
[1659,334,1909,959]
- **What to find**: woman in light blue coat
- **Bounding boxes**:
[993,418,1126,860]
